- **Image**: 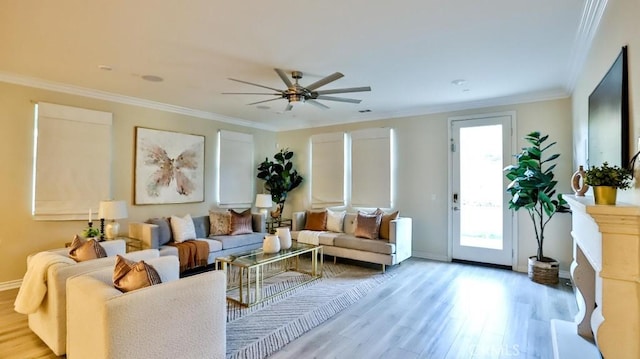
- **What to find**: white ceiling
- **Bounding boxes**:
[0,0,598,131]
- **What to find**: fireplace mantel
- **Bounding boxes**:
[559,195,640,359]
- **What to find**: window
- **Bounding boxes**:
[350,128,392,208]
[217,130,254,206]
[33,103,112,220]
[311,132,345,208]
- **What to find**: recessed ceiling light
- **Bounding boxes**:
[358,109,372,113]
[256,105,270,110]
[462,89,471,92]
[451,79,467,86]
[97,65,112,71]
[141,75,163,82]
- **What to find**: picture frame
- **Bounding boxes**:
[134,127,205,204]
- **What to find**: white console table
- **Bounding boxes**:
[557,195,640,359]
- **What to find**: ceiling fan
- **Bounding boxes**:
[223,68,371,111]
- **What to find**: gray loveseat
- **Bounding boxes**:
[128,213,267,265]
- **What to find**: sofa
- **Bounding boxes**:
[128,212,267,265]
[24,240,159,356]
[291,211,412,272]
[66,256,226,359]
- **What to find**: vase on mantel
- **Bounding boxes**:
[593,186,617,205]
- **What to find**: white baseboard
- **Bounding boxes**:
[411,250,450,262]
[0,279,22,292]
[516,265,571,279]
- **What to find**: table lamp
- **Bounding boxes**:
[255,194,273,217]
[98,200,128,240]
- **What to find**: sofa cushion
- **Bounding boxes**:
[170,214,196,243]
[194,238,223,253]
[354,211,382,239]
[210,232,264,250]
[230,209,253,235]
[305,210,327,231]
[375,209,399,240]
[146,217,173,245]
[326,209,346,232]
[192,215,210,238]
[318,232,341,246]
[334,235,395,255]
[68,236,107,262]
[209,210,230,235]
[112,255,162,293]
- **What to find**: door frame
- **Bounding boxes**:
[447,111,518,270]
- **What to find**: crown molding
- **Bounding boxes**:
[564,0,609,93]
[0,71,277,131]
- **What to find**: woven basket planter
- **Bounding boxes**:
[528,256,559,285]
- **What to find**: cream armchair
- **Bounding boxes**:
[66,256,227,359]
[26,240,159,356]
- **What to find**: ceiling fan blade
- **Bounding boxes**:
[285,103,293,111]
[246,97,283,106]
[222,92,281,95]
[315,95,362,104]
[306,99,330,110]
[305,72,344,91]
[314,86,371,95]
[228,78,283,92]
[274,68,293,88]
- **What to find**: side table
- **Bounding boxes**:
[266,217,292,234]
[114,237,143,252]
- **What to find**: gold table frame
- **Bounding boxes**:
[215,242,323,307]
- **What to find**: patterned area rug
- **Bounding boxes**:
[225,258,397,359]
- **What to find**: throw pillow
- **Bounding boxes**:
[229,209,253,235]
[375,209,400,240]
[68,235,107,262]
[304,210,327,231]
[112,255,162,293]
[170,214,196,243]
[209,210,231,235]
[326,208,346,233]
[354,211,383,239]
[146,217,172,245]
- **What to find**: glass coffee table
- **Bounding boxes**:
[215,241,323,307]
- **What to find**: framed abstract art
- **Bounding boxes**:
[134,127,205,204]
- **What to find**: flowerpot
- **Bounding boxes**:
[528,256,559,285]
[275,227,292,250]
[262,234,281,254]
[593,186,617,205]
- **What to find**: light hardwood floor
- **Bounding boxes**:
[0,258,575,359]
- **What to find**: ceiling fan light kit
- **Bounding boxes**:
[223,68,371,111]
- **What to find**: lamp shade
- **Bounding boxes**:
[255,194,273,208]
[98,200,128,220]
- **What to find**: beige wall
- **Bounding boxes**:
[572,0,640,203]
[0,81,276,284]
[276,98,574,273]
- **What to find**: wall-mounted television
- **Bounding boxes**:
[588,46,629,168]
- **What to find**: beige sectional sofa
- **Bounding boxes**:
[128,213,267,265]
[291,211,412,272]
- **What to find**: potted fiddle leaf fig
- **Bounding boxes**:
[584,162,632,205]
[504,131,567,285]
[257,148,303,218]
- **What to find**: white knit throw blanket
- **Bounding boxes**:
[297,230,323,246]
[14,251,76,314]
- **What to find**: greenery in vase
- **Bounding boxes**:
[82,227,101,238]
[257,148,303,214]
[504,131,568,261]
[584,162,632,189]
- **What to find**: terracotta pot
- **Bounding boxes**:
[593,186,617,205]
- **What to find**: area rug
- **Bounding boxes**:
[225,259,397,359]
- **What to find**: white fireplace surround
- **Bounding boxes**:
[554,195,640,359]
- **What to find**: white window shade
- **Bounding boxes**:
[34,102,112,220]
[218,130,254,206]
[311,132,345,208]
[351,128,392,208]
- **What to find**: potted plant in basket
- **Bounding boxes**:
[257,148,303,218]
[504,131,568,285]
[585,162,632,205]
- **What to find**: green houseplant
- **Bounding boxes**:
[585,162,632,205]
[504,131,567,284]
[257,148,303,217]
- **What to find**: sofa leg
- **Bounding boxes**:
[333,256,336,264]
[382,264,385,273]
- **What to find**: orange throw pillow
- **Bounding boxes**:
[355,211,382,239]
[375,209,399,240]
[304,210,327,231]
[68,235,107,262]
[229,209,253,235]
[112,255,162,293]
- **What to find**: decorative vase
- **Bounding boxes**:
[571,165,589,196]
[593,186,617,205]
[528,256,559,285]
[275,227,292,250]
[262,234,281,254]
